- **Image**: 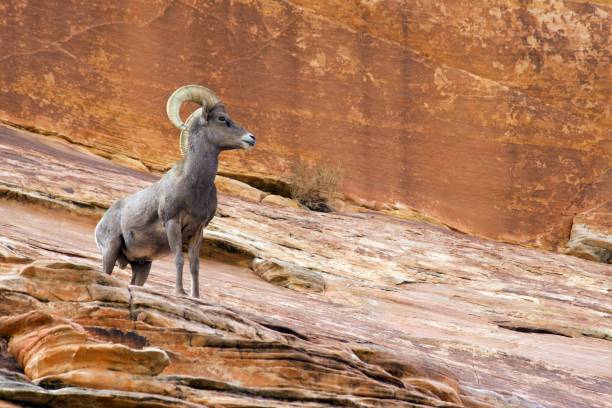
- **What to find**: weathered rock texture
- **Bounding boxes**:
[567,200,612,262]
[2,260,496,408]
[1,123,611,407]
[0,307,169,380]
[566,169,612,262]
[0,1,610,250]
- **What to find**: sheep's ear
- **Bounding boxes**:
[200,104,209,125]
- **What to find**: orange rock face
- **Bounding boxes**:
[0,1,609,250]
[0,124,611,407]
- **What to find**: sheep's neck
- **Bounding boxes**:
[183,139,219,193]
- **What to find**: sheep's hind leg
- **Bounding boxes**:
[101,235,122,276]
[96,206,123,276]
[130,260,152,286]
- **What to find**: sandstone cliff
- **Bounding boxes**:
[0,124,611,407]
[0,0,610,250]
[0,1,611,406]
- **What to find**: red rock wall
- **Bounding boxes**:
[0,0,609,249]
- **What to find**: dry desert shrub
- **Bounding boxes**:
[289,159,342,212]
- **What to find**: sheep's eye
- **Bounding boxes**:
[218,116,226,122]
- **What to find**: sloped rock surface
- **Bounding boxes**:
[0,1,610,250]
[0,369,201,408]
[251,257,326,293]
[1,261,483,407]
[0,122,610,407]
[0,265,170,380]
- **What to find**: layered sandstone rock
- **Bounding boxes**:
[215,175,266,203]
[0,1,609,249]
[0,124,610,407]
[566,169,612,263]
[0,307,169,380]
[261,193,302,209]
[0,260,488,407]
[567,200,612,263]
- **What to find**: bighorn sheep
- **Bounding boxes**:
[95,85,255,298]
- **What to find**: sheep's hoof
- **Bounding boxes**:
[175,288,187,296]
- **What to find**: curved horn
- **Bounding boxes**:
[166,85,220,129]
[166,85,220,156]
[178,107,203,157]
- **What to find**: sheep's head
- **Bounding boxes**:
[166,85,256,156]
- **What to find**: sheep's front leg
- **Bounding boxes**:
[188,231,203,299]
[165,219,186,296]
